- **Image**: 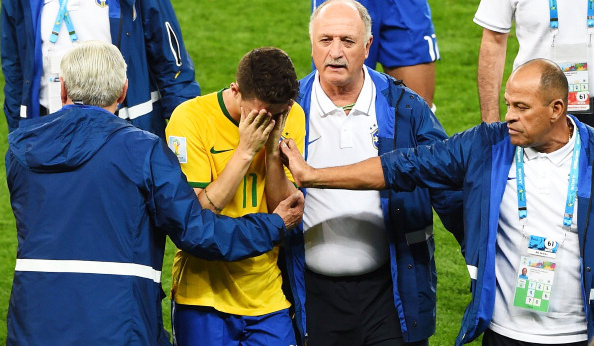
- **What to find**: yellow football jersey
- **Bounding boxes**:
[166,90,305,316]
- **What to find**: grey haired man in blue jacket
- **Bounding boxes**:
[2,0,200,139]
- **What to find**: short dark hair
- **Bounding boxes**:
[518,59,569,107]
[236,47,299,104]
[539,60,569,106]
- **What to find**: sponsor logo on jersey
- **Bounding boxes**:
[307,136,321,146]
[210,146,233,154]
[168,136,188,163]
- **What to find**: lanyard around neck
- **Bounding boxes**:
[548,0,594,28]
[515,127,581,231]
[49,0,78,44]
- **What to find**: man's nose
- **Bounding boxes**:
[329,39,343,59]
[504,108,516,122]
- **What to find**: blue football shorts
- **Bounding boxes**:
[312,0,440,68]
[172,303,297,346]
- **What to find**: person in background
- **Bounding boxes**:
[2,0,200,138]
[475,0,594,126]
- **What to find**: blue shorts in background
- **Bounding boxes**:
[312,0,440,68]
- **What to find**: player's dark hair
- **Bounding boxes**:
[236,47,299,104]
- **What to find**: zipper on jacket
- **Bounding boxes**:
[388,82,404,221]
[580,160,594,319]
[581,160,594,258]
[116,7,124,49]
[388,78,405,221]
[391,79,405,150]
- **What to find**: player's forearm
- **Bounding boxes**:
[301,157,386,190]
[265,153,297,212]
[478,28,508,123]
[197,149,254,213]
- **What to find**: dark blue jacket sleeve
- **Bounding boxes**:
[410,99,449,146]
[147,140,285,261]
[382,126,476,192]
[2,0,23,131]
[140,0,201,118]
[411,102,465,244]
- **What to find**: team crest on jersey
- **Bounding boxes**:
[371,128,379,150]
[95,0,108,8]
[168,136,187,163]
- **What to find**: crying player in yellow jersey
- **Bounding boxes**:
[165,47,305,346]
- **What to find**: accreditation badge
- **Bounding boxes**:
[512,234,562,313]
[555,44,590,112]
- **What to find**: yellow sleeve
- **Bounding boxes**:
[165,99,213,188]
[282,102,306,184]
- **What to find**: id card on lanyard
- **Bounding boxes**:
[514,236,563,312]
[550,0,594,112]
[511,128,580,313]
[46,0,79,113]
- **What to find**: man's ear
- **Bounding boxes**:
[365,35,373,59]
[230,82,240,99]
[550,98,565,122]
[117,80,129,104]
[60,77,68,105]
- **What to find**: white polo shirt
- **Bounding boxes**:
[303,66,389,277]
[491,117,586,343]
[40,0,111,110]
[474,0,594,99]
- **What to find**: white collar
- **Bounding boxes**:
[524,117,577,166]
[312,65,376,118]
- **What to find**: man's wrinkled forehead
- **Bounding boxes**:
[506,66,542,94]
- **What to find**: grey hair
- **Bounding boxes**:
[60,41,127,107]
[309,0,372,43]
